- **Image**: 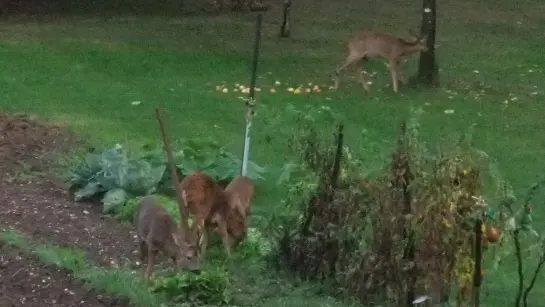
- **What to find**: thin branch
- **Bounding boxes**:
[522,243,545,307]
[513,229,523,307]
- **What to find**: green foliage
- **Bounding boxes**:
[102,188,129,214]
[69,144,165,204]
[115,194,182,224]
[69,140,266,215]
[237,227,274,260]
[0,227,28,248]
[151,267,232,305]
[175,138,266,183]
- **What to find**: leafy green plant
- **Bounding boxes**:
[69,144,166,210]
[115,194,182,224]
[151,267,233,305]
[237,227,274,260]
[69,140,266,214]
[176,138,266,183]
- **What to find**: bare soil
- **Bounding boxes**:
[0,244,124,307]
[0,113,143,306]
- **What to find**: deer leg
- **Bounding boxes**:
[138,241,147,263]
[333,52,364,89]
[216,221,233,260]
[395,59,407,85]
[139,241,148,279]
[357,57,370,91]
[388,60,399,93]
[197,224,210,262]
[144,242,155,281]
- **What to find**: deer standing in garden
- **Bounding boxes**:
[179,172,253,261]
[224,175,254,220]
[155,108,253,262]
[134,195,201,280]
[332,29,429,93]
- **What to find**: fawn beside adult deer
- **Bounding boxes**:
[179,172,253,261]
[333,29,429,93]
[134,195,201,280]
[224,175,254,219]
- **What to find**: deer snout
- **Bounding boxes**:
[176,248,201,272]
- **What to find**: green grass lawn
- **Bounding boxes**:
[1,0,545,305]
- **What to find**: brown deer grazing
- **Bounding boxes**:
[179,172,249,261]
[333,29,429,93]
[224,176,254,220]
[134,195,201,280]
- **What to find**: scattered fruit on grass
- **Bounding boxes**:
[486,226,502,243]
[270,88,276,93]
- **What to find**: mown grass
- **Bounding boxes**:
[1,0,545,305]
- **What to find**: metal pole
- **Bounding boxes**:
[241,13,263,176]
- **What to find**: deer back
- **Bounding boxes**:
[179,172,223,220]
[349,30,428,60]
[224,176,255,218]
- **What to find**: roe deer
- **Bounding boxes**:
[179,172,248,261]
[333,29,429,93]
[224,175,254,220]
[134,195,201,280]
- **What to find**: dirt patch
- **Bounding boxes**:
[0,113,159,305]
[0,244,122,307]
[0,113,139,266]
[0,113,69,175]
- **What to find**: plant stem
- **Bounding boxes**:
[522,243,545,307]
[472,218,483,307]
[513,229,523,307]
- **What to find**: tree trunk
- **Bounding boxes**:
[279,0,291,38]
[412,0,439,87]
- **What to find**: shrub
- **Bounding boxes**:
[270,106,510,306]
[151,267,233,305]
